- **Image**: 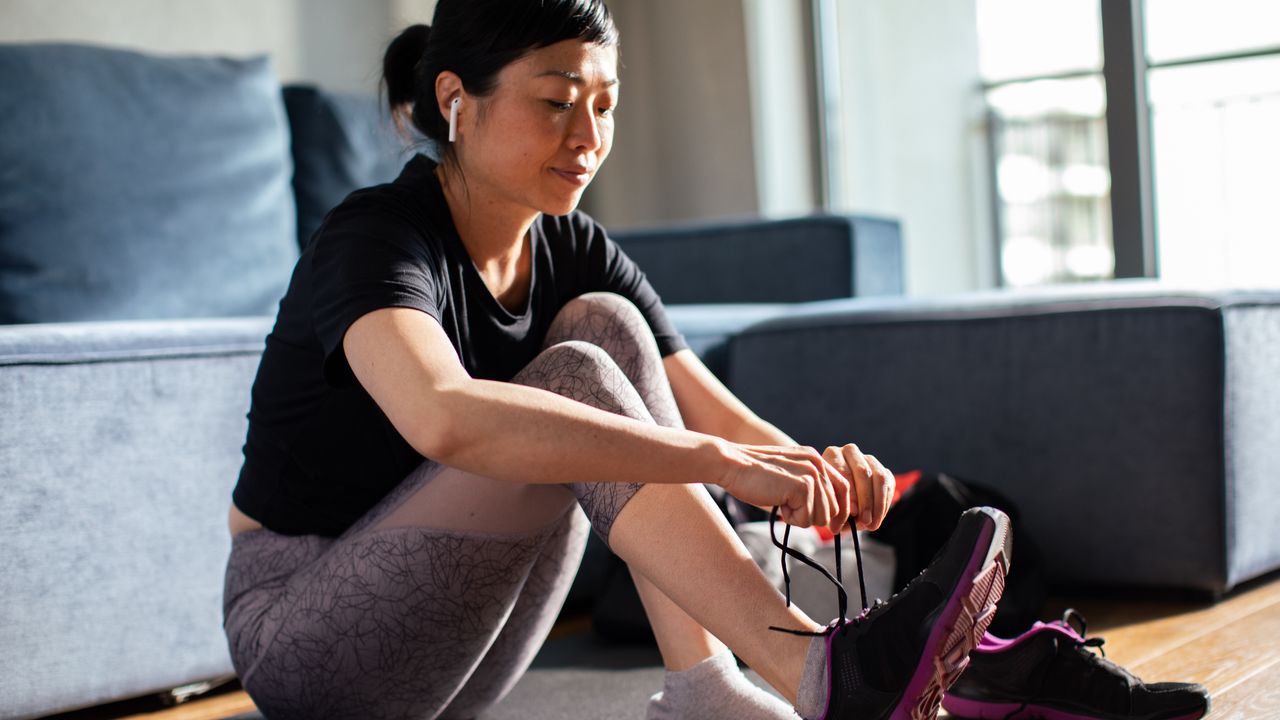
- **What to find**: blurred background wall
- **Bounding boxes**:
[0,0,793,254]
[5,0,1275,295]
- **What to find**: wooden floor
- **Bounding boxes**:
[48,573,1280,720]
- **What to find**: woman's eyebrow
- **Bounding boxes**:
[536,69,619,87]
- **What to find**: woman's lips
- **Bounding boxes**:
[551,168,592,186]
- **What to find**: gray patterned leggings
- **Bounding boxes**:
[222,292,687,720]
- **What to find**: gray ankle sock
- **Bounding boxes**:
[794,634,830,720]
[645,649,799,720]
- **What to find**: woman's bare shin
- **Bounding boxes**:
[631,569,728,672]
[608,482,822,704]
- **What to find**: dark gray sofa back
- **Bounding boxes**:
[611,215,903,304]
[282,85,424,251]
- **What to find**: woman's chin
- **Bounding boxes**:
[543,193,585,217]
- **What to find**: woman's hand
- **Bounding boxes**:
[716,443,852,534]
[821,443,894,532]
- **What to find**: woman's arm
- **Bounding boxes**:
[344,307,854,529]
[662,349,798,446]
[663,349,894,530]
[345,307,732,488]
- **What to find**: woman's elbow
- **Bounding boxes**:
[398,385,464,462]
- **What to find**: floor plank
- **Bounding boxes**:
[1125,593,1280,696]
[114,693,257,720]
[1042,574,1280,669]
[1204,657,1280,720]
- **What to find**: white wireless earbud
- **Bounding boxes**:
[448,97,460,143]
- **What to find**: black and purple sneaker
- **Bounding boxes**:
[769,505,1012,720]
[942,609,1211,720]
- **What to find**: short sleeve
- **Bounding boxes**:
[576,215,690,357]
[310,199,446,387]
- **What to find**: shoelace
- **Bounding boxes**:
[998,609,1114,720]
[1061,608,1108,658]
[764,505,870,638]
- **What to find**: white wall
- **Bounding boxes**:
[0,0,766,230]
[832,0,996,295]
[1,1,996,294]
[742,0,820,217]
[0,0,438,93]
[581,0,760,230]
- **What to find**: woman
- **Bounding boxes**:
[221,1,1010,718]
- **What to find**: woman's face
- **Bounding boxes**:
[454,39,618,218]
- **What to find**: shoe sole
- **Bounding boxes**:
[889,506,1011,720]
[940,697,1208,720]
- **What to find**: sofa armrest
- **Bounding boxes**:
[665,304,793,381]
[0,317,272,719]
[612,214,903,304]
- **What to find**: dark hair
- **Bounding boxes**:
[382,0,619,164]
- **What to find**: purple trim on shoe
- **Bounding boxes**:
[942,696,1207,720]
[888,517,999,720]
[977,621,1085,652]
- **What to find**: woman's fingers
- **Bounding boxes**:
[864,454,894,531]
[779,454,815,527]
[803,449,833,529]
[840,444,874,530]
[728,444,862,531]
[821,446,853,534]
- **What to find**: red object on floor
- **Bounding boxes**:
[894,469,923,504]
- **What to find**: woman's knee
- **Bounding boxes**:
[558,291,644,324]
[544,292,659,355]
[511,340,654,423]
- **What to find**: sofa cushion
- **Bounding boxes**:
[283,85,425,251]
[610,214,903,304]
[0,43,298,324]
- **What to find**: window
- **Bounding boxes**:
[815,0,1278,292]
[977,0,1111,286]
[1145,1,1280,287]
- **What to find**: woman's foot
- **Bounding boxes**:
[646,649,799,719]
[792,506,1012,720]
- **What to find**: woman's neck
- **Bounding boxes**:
[435,163,537,313]
[436,164,537,277]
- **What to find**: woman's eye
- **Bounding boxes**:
[547,100,573,111]
[598,106,614,117]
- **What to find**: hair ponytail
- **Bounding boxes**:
[382,23,431,136]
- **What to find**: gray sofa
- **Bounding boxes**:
[3,41,1278,720]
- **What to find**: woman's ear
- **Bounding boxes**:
[434,71,464,132]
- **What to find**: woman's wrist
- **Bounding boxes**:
[703,435,750,491]
[722,415,798,447]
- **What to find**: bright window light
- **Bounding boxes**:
[998,155,1053,205]
[1060,164,1110,197]
[976,0,1102,81]
[1002,235,1056,287]
[1146,0,1280,64]
[1151,55,1280,288]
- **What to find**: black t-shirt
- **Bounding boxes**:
[232,154,689,536]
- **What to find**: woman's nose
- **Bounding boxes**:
[568,106,604,152]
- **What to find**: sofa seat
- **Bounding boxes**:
[1,318,271,719]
